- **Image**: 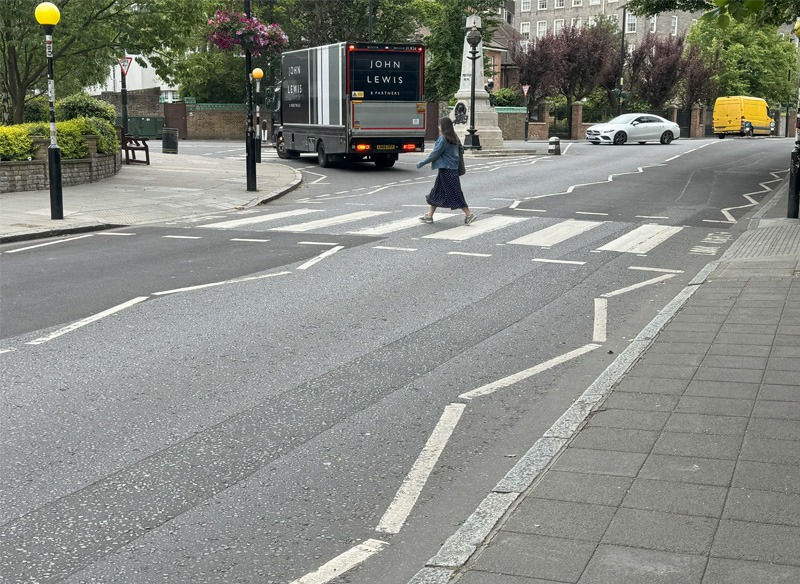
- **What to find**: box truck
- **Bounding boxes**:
[268,41,426,168]
[713,96,775,138]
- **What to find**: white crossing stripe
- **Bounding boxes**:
[597,224,683,254]
[272,210,390,232]
[423,215,528,241]
[202,209,320,229]
[348,213,457,236]
[289,539,389,584]
[508,219,604,248]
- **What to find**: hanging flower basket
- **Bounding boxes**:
[208,10,288,57]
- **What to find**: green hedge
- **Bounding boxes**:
[0,117,119,161]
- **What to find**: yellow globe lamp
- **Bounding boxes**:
[252,68,264,80]
[35,2,61,26]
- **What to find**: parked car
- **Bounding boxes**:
[585,113,680,145]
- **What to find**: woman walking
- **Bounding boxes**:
[416,117,476,225]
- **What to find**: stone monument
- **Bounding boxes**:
[452,15,504,149]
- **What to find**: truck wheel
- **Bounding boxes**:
[374,155,395,168]
[317,142,331,168]
[276,137,299,159]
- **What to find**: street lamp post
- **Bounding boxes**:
[244,0,257,191]
[35,1,63,220]
[789,19,800,219]
[465,25,482,150]
[618,6,627,116]
[252,67,264,163]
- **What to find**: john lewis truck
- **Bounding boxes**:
[268,41,426,168]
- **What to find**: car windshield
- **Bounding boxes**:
[606,114,639,124]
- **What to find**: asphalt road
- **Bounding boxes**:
[0,136,791,583]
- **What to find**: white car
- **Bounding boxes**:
[585,113,680,145]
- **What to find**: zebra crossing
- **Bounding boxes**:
[196,208,697,255]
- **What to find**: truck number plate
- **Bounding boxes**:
[376,145,394,150]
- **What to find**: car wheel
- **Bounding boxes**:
[660,131,673,145]
[317,142,331,168]
[613,132,627,145]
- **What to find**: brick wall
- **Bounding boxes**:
[100,88,162,117]
[187,107,247,140]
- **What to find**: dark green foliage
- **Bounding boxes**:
[56,94,116,124]
[23,97,49,123]
[492,87,523,107]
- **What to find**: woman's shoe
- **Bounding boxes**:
[419,215,433,223]
[464,213,477,225]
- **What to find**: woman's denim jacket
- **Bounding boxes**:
[416,135,460,170]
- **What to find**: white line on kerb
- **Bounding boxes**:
[460,344,601,400]
[289,539,389,584]
[27,297,148,345]
[297,245,344,270]
[5,234,94,253]
[601,274,674,298]
[593,298,607,343]
[377,403,466,534]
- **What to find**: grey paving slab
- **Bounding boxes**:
[638,454,736,487]
[767,356,800,372]
[602,508,718,554]
[663,413,749,436]
[644,342,712,355]
[601,392,679,412]
[692,366,764,384]
[674,396,753,417]
[647,330,719,344]
[711,520,800,566]
[699,354,769,370]
[501,499,615,541]
[771,345,800,359]
[611,376,689,395]
[637,352,705,366]
[585,409,670,432]
[683,380,760,399]
[759,383,800,402]
[549,448,647,478]
[624,364,698,380]
[773,333,800,347]
[762,368,800,385]
[746,417,800,441]
[702,558,800,584]
[706,343,771,357]
[621,478,727,517]
[752,399,800,420]
[723,487,800,526]
[578,545,707,584]
[651,432,742,460]
[468,533,595,583]
[569,427,659,453]
[662,321,722,333]
[710,332,776,346]
[457,571,567,584]
[732,460,800,494]
[718,323,778,335]
[740,436,800,466]
[527,471,632,507]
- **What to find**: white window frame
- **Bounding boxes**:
[626,14,637,33]
[538,0,547,10]
[671,15,678,35]
[554,0,565,9]
[650,16,657,33]
[589,0,600,4]
[572,0,583,6]
[521,0,531,12]
[572,17,582,28]
[520,21,531,39]
[554,18,565,33]
[536,20,548,38]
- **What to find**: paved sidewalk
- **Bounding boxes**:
[0,151,301,243]
[412,185,800,584]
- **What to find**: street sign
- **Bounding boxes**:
[118,57,133,77]
[522,84,530,96]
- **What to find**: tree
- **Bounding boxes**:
[626,0,800,26]
[686,18,799,105]
[679,43,720,108]
[510,34,562,110]
[628,33,685,109]
[1,0,210,124]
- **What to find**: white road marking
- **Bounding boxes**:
[377,404,466,534]
[231,271,292,283]
[5,234,94,253]
[601,274,675,298]
[423,216,528,241]
[230,238,270,242]
[629,266,683,274]
[153,271,291,295]
[593,298,607,343]
[374,246,417,251]
[532,258,586,265]
[349,214,456,236]
[703,219,736,224]
[27,297,148,345]
[297,245,345,270]
[273,211,390,232]
[575,211,608,216]
[508,219,604,248]
[163,235,202,240]
[460,344,601,400]
[0,348,16,355]
[635,216,668,219]
[597,224,683,254]
[202,209,320,229]
[512,208,547,212]
[289,539,389,584]
[298,241,340,246]
[96,232,136,236]
[448,252,492,257]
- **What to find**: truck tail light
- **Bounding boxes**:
[402,143,417,151]
[355,144,371,152]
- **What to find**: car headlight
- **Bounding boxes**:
[600,129,615,134]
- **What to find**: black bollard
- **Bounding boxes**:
[790,141,799,219]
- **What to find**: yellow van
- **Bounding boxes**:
[713,96,775,138]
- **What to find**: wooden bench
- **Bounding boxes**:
[122,134,150,165]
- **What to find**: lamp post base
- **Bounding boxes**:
[464,131,481,150]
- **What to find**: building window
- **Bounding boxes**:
[555,0,565,9]
[572,17,582,28]
[573,0,583,6]
[626,13,636,33]
[538,0,547,9]
[536,20,548,37]
[521,0,531,11]
[590,0,600,4]
[554,19,565,33]
[521,21,531,39]
[671,15,678,35]
[650,16,657,32]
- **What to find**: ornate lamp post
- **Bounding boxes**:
[252,67,264,163]
[465,25,482,150]
[35,1,63,220]
[244,0,257,191]
[788,19,800,219]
